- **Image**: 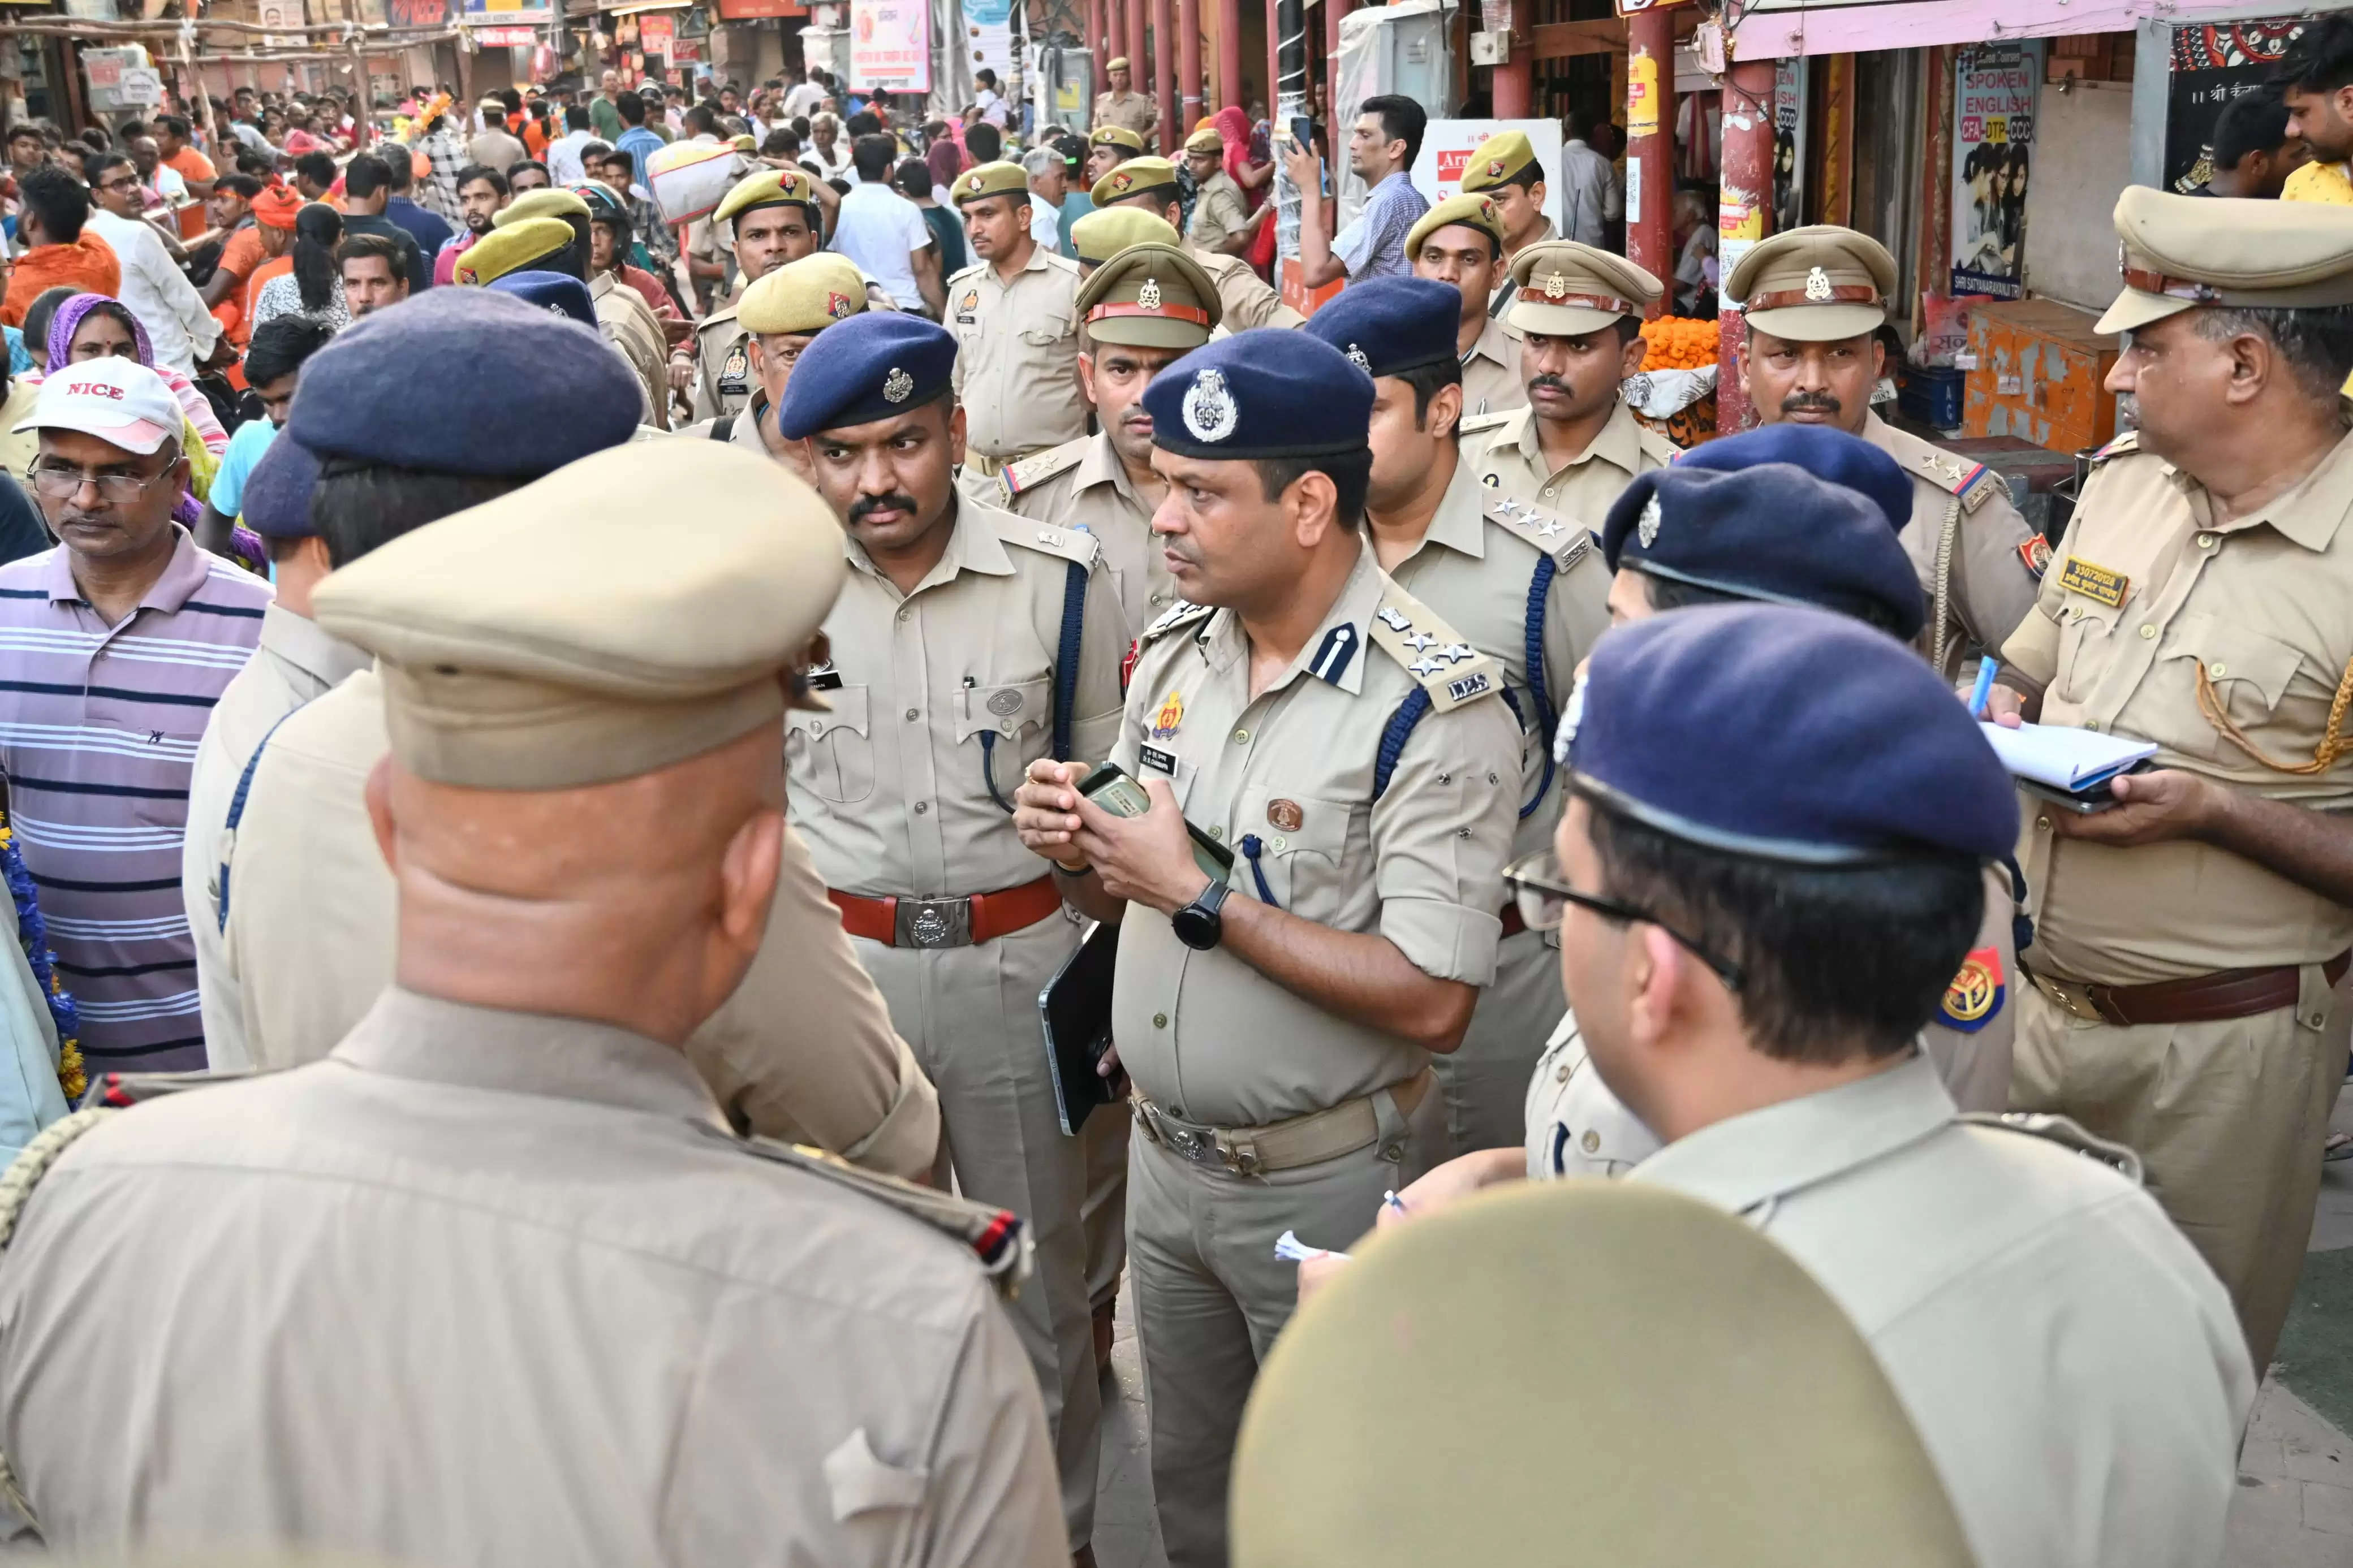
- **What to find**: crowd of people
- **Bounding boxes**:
[0,16,2341,1568]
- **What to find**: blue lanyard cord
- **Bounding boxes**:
[1238,833,1279,908]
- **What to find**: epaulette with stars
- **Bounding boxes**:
[1139,598,1214,646]
[1483,493,1595,571]
[1368,582,1505,712]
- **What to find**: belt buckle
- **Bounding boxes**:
[894,896,973,948]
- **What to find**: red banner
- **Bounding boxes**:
[717,0,806,16]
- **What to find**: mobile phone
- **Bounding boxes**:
[1078,762,1234,883]
[2018,776,2120,815]
[1288,115,1314,152]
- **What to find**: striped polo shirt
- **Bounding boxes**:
[0,529,269,1072]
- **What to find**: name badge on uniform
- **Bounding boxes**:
[2056,555,2127,607]
[1139,744,1179,776]
[719,341,749,395]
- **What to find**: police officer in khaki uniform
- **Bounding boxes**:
[458,212,673,431]
[774,312,1130,1553]
[0,438,1067,1567]
[1066,204,1183,279]
[208,292,942,1179]
[1238,1183,1979,1568]
[1002,239,1222,625]
[997,239,1223,1366]
[1380,604,2254,1568]
[1407,192,1525,418]
[492,193,673,432]
[1183,124,1258,256]
[679,252,869,483]
[1466,240,1679,520]
[687,167,885,423]
[1085,123,1145,187]
[945,161,1089,477]
[1994,189,2353,1374]
[1093,58,1160,151]
[1012,330,1520,1568]
[1459,129,1555,321]
[1092,157,1306,331]
[1303,277,1609,1159]
[1728,225,2042,682]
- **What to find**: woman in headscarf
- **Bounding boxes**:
[1213,105,1277,274]
[248,202,347,333]
[925,133,965,205]
[44,292,264,572]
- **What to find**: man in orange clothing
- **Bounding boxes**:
[1,168,119,329]
[225,183,304,352]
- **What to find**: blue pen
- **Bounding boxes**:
[1383,1189,1408,1217]
[1968,659,1999,718]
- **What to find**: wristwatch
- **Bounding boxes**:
[1171,878,1231,952]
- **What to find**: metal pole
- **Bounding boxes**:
[1272,0,1300,261]
[1489,0,1529,118]
[1178,0,1199,128]
[1324,0,1348,113]
[1108,0,1125,81]
[1215,0,1240,116]
[1124,0,1144,119]
[1092,0,1107,98]
[1714,58,1773,432]
[1624,6,1673,309]
[1153,0,1174,144]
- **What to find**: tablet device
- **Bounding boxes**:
[1040,919,1121,1135]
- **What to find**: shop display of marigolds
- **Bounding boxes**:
[1627,316,1722,446]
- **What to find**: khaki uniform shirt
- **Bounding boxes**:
[2002,429,2353,985]
[1381,456,1611,874]
[948,248,1088,462]
[1109,542,1522,1128]
[1190,244,1303,330]
[1488,217,1558,318]
[1466,396,1680,529]
[1187,170,1249,253]
[682,393,816,486]
[998,431,1175,627]
[593,269,673,431]
[1093,90,1160,149]
[1860,412,2040,681]
[1630,1056,2254,1568]
[182,603,369,1073]
[690,278,898,423]
[217,671,941,1177]
[1458,313,1525,419]
[0,987,1065,1567]
[786,499,1130,901]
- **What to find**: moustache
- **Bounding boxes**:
[1528,374,1571,396]
[1781,391,1842,416]
[847,493,924,527]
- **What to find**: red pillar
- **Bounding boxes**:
[1624,7,1675,310]
[1265,0,1279,115]
[1490,3,1531,117]
[1109,0,1127,80]
[1325,0,1352,109]
[1179,0,1203,127]
[1127,0,1149,136]
[1217,0,1242,115]
[1093,0,1110,88]
[1713,58,1775,434]
[1154,0,1177,143]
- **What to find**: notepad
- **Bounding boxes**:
[1979,722,2159,792]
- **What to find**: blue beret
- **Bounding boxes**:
[487,269,597,328]
[239,432,321,539]
[1144,329,1373,460]
[1299,277,1460,380]
[1600,464,1926,642]
[1566,604,2017,863]
[285,288,639,478]
[774,312,956,440]
[1671,424,1912,534]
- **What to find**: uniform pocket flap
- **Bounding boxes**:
[1236,788,1353,858]
[789,684,870,741]
[822,1427,928,1521]
[2160,610,2303,712]
[956,676,1051,741]
[1018,314,1074,346]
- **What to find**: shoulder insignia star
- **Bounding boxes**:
[1403,631,1437,652]
[1410,657,1442,677]
[1536,519,1564,538]
[1443,643,1476,663]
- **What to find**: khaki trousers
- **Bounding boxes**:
[860,914,1101,1548]
[1432,926,1564,1162]
[2009,963,2341,1372]
[1081,1109,1130,1309]
[1127,1081,1442,1568]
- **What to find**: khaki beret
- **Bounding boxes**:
[1726,224,1898,343]
[729,133,757,153]
[1106,55,1131,71]
[954,159,1031,206]
[1459,129,1539,194]
[1183,124,1223,155]
[739,251,868,335]
[452,217,576,285]
[494,187,593,228]
[313,442,847,792]
[1089,124,1145,153]
[1231,1181,1975,1568]
[1092,154,1181,210]
[1076,240,1221,349]
[1071,206,1181,269]
[714,166,822,227]
[2096,184,2353,334]
[1506,239,1662,336]
[1406,192,1506,263]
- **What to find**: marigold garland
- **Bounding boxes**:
[0,817,83,1103]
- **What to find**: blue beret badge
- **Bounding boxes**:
[1182,367,1238,443]
[1637,494,1662,548]
[1939,946,2005,1032]
[884,366,915,404]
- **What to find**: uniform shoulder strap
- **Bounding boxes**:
[693,1122,1034,1297]
[983,511,1097,759]
[77,1068,256,1111]
[1635,423,1685,468]
[1481,493,1593,572]
[999,438,1087,503]
[1041,251,1082,277]
[1139,598,1214,646]
[1456,410,1514,437]
[2088,429,2140,465]
[1481,495,1590,819]
[1958,1110,2142,1183]
[1365,580,1506,714]
[995,512,1102,571]
[1884,424,2003,514]
[946,259,987,286]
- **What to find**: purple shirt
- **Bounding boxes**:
[0,530,269,1072]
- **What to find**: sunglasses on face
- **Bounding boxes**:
[1502,851,1745,992]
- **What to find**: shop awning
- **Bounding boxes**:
[1731,0,2264,60]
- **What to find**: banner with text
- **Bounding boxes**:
[1950,40,2041,301]
[851,0,931,93]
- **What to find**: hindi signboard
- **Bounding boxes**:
[850,0,930,94]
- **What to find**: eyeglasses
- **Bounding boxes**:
[1503,851,1744,992]
[29,461,177,502]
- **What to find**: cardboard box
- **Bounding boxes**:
[1963,297,2120,455]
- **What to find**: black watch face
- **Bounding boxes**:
[1173,902,1221,951]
